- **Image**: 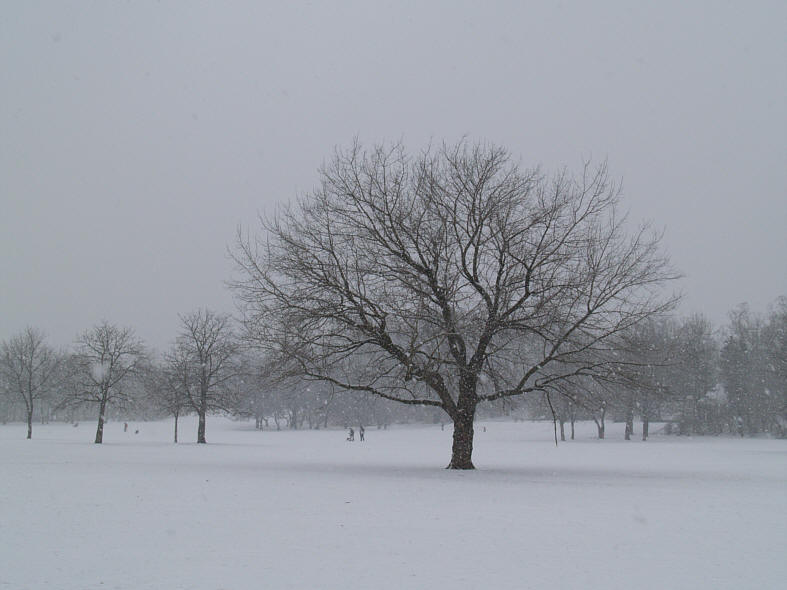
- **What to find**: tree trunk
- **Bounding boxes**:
[95,396,108,444]
[174,411,179,444]
[595,403,607,439]
[641,393,650,441]
[447,398,477,469]
[625,407,634,440]
[559,419,566,442]
[197,411,206,443]
[26,407,33,439]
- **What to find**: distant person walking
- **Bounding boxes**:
[359,425,365,442]
[347,427,354,441]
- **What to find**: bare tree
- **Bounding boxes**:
[612,317,678,440]
[0,327,61,439]
[70,322,146,443]
[144,362,189,443]
[232,140,678,468]
[172,309,238,443]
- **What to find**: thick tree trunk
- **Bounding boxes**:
[642,416,649,441]
[447,398,477,469]
[197,411,206,443]
[95,396,108,444]
[559,419,566,442]
[26,407,33,439]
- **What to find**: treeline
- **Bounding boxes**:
[520,298,786,440]
[0,310,434,443]
[2,299,785,442]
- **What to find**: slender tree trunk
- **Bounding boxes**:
[27,409,33,439]
[174,411,179,444]
[641,393,650,441]
[625,407,634,440]
[447,397,477,470]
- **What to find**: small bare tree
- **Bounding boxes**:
[232,140,678,468]
[70,322,146,443]
[0,327,61,439]
[171,309,238,443]
[145,362,189,443]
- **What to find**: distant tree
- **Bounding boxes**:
[0,327,61,439]
[673,315,718,434]
[541,392,576,442]
[172,309,238,443]
[571,378,612,440]
[229,354,269,429]
[720,305,769,435]
[720,302,787,436]
[232,140,678,468]
[626,318,678,440]
[145,361,189,443]
[69,322,146,443]
[763,297,787,436]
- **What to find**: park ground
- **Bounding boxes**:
[0,417,785,590]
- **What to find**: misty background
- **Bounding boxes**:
[2,1,785,351]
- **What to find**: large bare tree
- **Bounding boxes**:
[232,140,678,468]
[171,309,238,443]
[70,322,146,443]
[0,327,61,439]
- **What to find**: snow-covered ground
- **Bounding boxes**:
[1,418,784,590]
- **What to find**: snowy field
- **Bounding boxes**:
[1,418,785,590]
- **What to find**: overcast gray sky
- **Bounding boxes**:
[2,1,785,351]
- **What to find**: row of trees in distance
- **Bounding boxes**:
[1,302,785,449]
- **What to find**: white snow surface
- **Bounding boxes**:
[1,418,785,590]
